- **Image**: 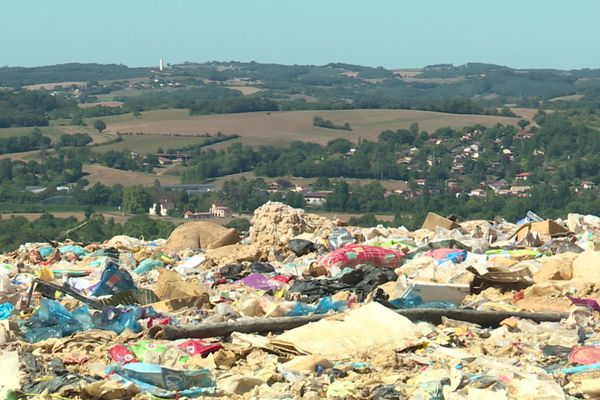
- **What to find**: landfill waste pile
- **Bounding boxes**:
[4,202,600,398]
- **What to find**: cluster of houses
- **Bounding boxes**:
[388,128,599,200]
[148,199,233,219]
[266,181,331,207]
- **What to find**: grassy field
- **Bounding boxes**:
[93,135,208,153]
[83,164,181,186]
[99,108,520,148]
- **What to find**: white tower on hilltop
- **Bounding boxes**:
[159,59,164,72]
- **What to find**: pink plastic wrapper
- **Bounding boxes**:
[569,346,600,365]
[272,275,292,284]
[320,244,404,269]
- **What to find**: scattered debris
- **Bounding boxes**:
[2,203,600,398]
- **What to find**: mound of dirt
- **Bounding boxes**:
[162,221,240,253]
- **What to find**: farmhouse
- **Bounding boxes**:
[582,181,597,190]
[184,203,232,219]
[515,172,530,181]
[302,191,331,207]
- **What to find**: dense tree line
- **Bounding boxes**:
[121,86,241,111]
[189,95,278,115]
[313,116,352,131]
[0,63,148,88]
[0,129,51,154]
[164,133,239,154]
[0,156,83,188]
[0,91,75,127]
[0,213,174,252]
[58,133,92,147]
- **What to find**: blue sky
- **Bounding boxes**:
[2,0,598,69]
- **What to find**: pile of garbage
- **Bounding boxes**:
[3,202,600,398]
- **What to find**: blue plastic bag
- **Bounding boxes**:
[133,259,164,275]
[0,302,14,320]
[390,294,457,310]
[92,262,137,297]
[287,296,346,316]
[93,306,158,334]
[59,245,87,256]
[23,298,91,342]
[39,246,54,258]
[23,298,150,341]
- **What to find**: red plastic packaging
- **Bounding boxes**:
[108,344,138,364]
[178,339,223,356]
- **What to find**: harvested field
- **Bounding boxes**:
[103,109,519,147]
[510,107,553,122]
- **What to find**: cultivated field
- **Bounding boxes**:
[101,108,520,148]
[94,134,208,153]
[82,164,181,186]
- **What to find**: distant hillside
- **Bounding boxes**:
[3,60,600,130]
[0,63,148,87]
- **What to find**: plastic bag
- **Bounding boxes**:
[287,296,346,316]
[23,298,93,342]
[328,228,354,250]
[237,273,285,291]
[93,306,146,334]
[422,248,467,264]
[0,302,13,320]
[133,259,164,275]
[91,262,137,297]
[320,244,404,270]
[59,245,87,257]
[389,294,457,310]
[288,239,317,256]
[110,362,215,397]
[251,262,275,273]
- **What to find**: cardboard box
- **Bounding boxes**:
[514,220,568,241]
[400,281,470,305]
[421,212,461,231]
